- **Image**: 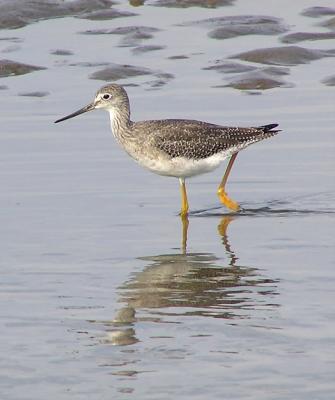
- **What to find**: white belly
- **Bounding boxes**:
[134,151,234,178]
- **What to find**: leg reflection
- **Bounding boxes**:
[180,214,189,254]
[217,216,238,267]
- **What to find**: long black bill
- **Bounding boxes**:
[54,102,95,123]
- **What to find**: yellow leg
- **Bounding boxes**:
[179,178,189,217]
[217,153,240,212]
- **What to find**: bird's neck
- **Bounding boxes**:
[108,108,132,142]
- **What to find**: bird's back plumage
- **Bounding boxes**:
[132,119,279,160]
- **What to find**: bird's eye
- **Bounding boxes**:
[103,94,111,100]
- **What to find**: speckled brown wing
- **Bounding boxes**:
[150,119,279,160]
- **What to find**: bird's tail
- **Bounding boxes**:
[258,123,281,134]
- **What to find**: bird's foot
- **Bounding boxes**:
[217,188,240,212]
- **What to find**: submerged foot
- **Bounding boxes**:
[217,189,240,212]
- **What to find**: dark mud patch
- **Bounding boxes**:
[77,8,136,21]
[231,46,335,66]
[182,15,287,39]
[222,69,292,90]
[50,49,74,56]
[144,72,175,89]
[203,61,256,74]
[0,84,8,90]
[69,62,109,68]
[321,75,335,86]
[81,26,160,47]
[260,66,290,76]
[0,59,46,77]
[0,0,115,30]
[168,55,189,60]
[0,36,22,43]
[205,61,291,90]
[301,7,335,18]
[132,45,165,55]
[18,91,49,97]
[320,17,335,30]
[90,63,174,88]
[1,44,20,54]
[209,17,287,39]
[153,0,234,8]
[215,66,291,90]
[281,31,335,44]
[90,63,153,81]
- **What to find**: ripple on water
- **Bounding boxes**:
[230,46,335,66]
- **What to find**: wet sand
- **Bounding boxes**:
[0,1,334,399]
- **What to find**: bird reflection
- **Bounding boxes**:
[96,215,279,345]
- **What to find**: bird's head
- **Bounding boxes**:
[54,84,129,123]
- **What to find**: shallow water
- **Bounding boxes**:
[0,0,334,399]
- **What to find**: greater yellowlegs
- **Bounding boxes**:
[55,84,280,216]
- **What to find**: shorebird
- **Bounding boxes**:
[55,84,280,216]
